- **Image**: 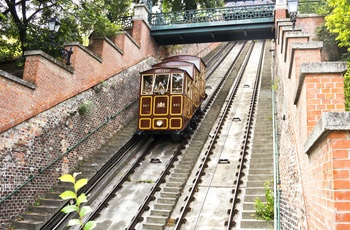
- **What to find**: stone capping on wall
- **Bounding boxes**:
[276,19,290,44]
[284,31,310,62]
[133,3,150,24]
[288,41,323,79]
[304,112,350,154]
[65,41,102,63]
[123,31,141,49]
[280,27,302,53]
[24,50,75,74]
[92,37,124,55]
[293,62,348,105]
[0,69,36,89]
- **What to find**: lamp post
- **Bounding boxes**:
[48,17,73,65]
[287,0,298,30]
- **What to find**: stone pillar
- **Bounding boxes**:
[133,4,150,26]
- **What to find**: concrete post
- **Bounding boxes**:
[133,4,150,26]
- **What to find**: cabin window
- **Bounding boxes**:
[142,75,154,94]
[187,78,192,100]
[171,73,183,94]
[154,74,169,94]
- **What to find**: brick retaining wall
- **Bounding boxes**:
[275,14,350,230]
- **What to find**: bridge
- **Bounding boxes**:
[120,3,275,45]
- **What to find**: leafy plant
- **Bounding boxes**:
[78,101,93,115]
[344,66,350,111]
[33,196,44,206]
[253,181,274,221]
[93,81,106,93]
[137,180,154,183]
[59,173,96,230]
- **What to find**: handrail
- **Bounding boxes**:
[149,4,275,27]
[115,1,324,30]
[0,98,138,205]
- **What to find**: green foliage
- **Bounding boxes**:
[93,81,106,93]
[160,0,224,12]
[325,0,350,52]
[79,101,93,115]
[0,0,133,62]
[254,181,274,221]
[344,65,350,111]
[59,173,96,230]
[298,0,328,14]
[315,24,340,61]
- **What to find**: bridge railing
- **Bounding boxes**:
[115,1,325,29]
[116,16,133,29]
[149,4,275,27]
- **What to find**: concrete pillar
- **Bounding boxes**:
[133,4,150,26]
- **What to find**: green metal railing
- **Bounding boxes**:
[116,16,133,29]
[116,1,325,30]
[150,4,275,27]
[0,98,138,205]
[116,4,275,29]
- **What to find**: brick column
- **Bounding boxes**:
[275,0,288,21]
[304,112,350,229]
[294,62,347,134]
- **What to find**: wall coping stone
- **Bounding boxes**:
[293,62,348,105]
[281,28,310,55]
[24,50,74,74]
[298,14,324,19]
[288,41,323,79]
[284,31,310,62]
[276,18,290,23]
[305,112,350,154]
[91,36,124,55]
[133,4,150,28]
[276,22,293,44]
[124,31,141,49]
[280,28,303,53]
[65,41,102,63]
[0,70,36,89]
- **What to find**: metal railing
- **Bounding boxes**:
[115,1,325,30]
[149,4,275,27]
[115,16,133,29]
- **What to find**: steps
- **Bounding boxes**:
[11,119,137,230]
[239,42,274,229]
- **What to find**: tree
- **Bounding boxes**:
[0,0,133,61]
[325,0,350,51]
[159,0,224,12]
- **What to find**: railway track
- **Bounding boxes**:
[38,40,273,230]
[160,41,267,230]
[91,40,259,230]
[89,41,250,230]
[35,42,237,230]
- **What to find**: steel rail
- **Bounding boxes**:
[79,137,157,229]
[125,143,187,230]
[205,42,237,77]
[40,135,145,230]
[125,41,247,230]
[226,40,266,229]
[174,41,256,229]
